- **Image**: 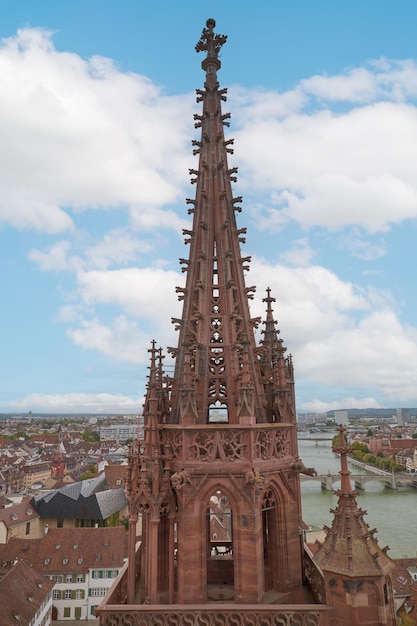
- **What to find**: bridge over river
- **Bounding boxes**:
[300,455,417,490]
[300,471,417,490]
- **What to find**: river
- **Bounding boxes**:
[298,436,417,559]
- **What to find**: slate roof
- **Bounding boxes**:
[0,559,54,626]
[30,474,127,520]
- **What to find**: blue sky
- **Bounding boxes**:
[2,1,417,414]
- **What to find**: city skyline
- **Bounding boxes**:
[2,2,417,414]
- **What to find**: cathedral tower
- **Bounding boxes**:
[126,18,307,606]
[95,19,400,626]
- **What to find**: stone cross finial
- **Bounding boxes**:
[195,18,227,60]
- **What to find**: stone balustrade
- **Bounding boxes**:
[161,423,295,465]
[96,603,331,626]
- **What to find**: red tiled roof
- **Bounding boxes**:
[0,496,39,528]
[0,526,128,574]
[103,464,127,488]
[0,560,54,625]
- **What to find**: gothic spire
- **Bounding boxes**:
[314,425,394,577]
[168,19,267,425]
[259,288,296,422]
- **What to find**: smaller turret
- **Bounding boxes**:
[259,288,296,423]
[314,425,396,626]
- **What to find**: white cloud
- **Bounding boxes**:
[67,315,151,363]
[300,59,417,102]
[8,392,139,414]
[300,67,378,103]
[337,229,386,261]
[28,240,81,272]
[63,266,184,363]
[4,35,417,412]
[280,237,316,266]
[75,267,183,321]
[0,28,193,233]
[233,84,417,233]
[249,259,417,404]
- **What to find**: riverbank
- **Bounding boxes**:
[299,437,417,558]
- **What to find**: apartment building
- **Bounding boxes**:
[0,526,127,621]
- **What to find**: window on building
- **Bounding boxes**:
[57,519,63,528]
[53,590,61,600]
[52,575,62,583]
[102,570,109,578]
[76,574,84,582]
[76,590,84,599]
[65,574,72,583]
[63,607,71,617]
[90,588,106,597]
[90,606,96,615]
[65,590,72,599]
[25,522,30,535]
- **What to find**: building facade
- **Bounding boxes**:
[99,424,138,442]
[0,527,127,621]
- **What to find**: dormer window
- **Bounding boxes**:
[63,558,68,564]
[44,558,50,565]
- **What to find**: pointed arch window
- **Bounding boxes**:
[206,488,234,593]
[208,400,228,423]
[208,490,232,552]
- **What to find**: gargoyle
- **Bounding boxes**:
[171,469,191,490]
[292,457,317,477]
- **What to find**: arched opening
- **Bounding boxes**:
[208,399,228,423]
[206,488,234,599]
[262,487,279,592]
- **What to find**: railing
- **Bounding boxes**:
[161,423,295,465]
[96,543,331,626]
[303,544,327,605]
[97,541,141,607]
[96,603,332,626]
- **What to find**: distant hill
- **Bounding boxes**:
[325,408,417,418]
